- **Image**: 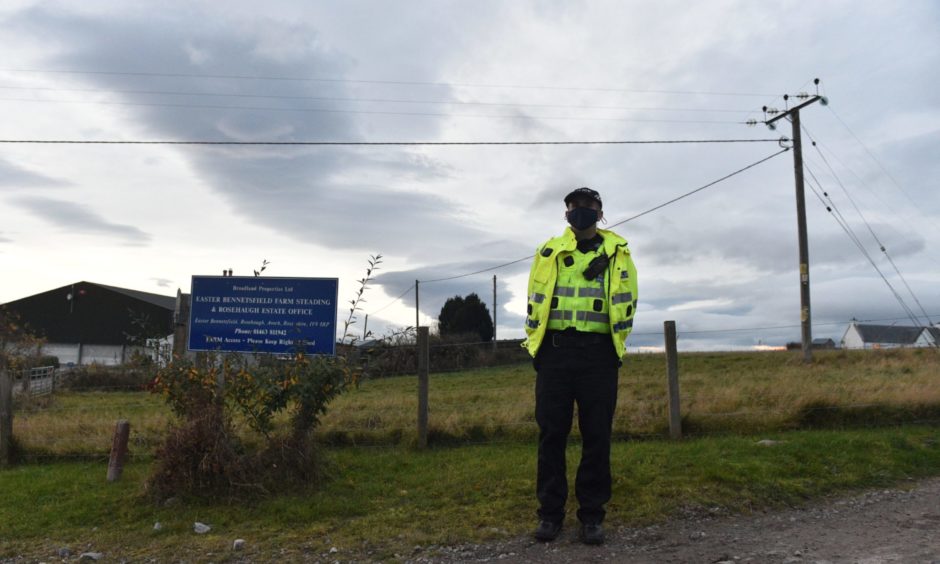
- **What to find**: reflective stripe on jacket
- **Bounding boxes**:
[522,227,638,359]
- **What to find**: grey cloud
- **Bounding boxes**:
[10,196,151,245]
[150,277,174,288]
[374,255,531,326]
[0,158,69,189]
[12,7,472,255]
[0,232,11,243]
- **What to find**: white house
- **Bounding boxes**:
[841,322,939,349]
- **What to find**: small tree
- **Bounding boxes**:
[437,293,494,342]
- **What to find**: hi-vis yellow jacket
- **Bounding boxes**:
[522,227,638,359]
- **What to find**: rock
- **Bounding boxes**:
[193,522,211,534]
[79,553,104,561]
[756,439,782,446]
[689,531,707,540]
[329,547,338,554]
[233,539,246,551]
[152,522,162,531]
[58,547,71,558]
[163,497,181,507]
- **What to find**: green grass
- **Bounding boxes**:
[4,348,940,559]
[2,426,940,561]
[12,348,940,455]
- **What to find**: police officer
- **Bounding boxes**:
[522,187,638,545]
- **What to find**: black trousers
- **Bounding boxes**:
[535,331,619,525]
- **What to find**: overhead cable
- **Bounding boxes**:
[607,148,789,228]
[417,148,790,285]
[803,163,923,328]
[803,125,933,325]
[369,284,416,316]
[0,138,782,146]
[801,126,940,269]
[826,105,940,235]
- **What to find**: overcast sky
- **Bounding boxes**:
[0,0,937,350]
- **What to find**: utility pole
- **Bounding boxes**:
[492,275,498,351]
[763,79,826,363]
[414,280,420,330]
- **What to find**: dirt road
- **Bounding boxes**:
[418,478,940,563]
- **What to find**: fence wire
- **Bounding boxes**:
[3,346,940,464]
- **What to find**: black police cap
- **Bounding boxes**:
[563,187,602,209]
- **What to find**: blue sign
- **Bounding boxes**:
[188,276,338,355]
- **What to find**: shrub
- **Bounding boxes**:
[61,365,154,392]
[146,351,354,499]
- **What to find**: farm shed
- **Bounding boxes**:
[840,322,938,349]
[1,281,176,365]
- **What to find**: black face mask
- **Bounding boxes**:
[567,207,599,230]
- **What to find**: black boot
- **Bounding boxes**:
[578,522,604,545]
[533,520,563,542]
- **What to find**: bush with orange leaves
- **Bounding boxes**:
[147,351,355,499]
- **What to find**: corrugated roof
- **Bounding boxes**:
[852,324,924,344]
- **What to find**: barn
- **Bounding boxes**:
[1,281,176,366]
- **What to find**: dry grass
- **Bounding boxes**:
[11,348,940,455]
[12,392,170,457]
[319,347,940,444]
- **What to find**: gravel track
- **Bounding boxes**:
[410,478,940,563]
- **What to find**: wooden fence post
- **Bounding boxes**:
[1,370,13,467]
[107,420,131,482]
[417,327,429,448]
[664,321,682,440]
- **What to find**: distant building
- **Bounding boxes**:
[811,338,836,349]
[786,338,838,350]
[840,322,938,349]
[1,281,176,365]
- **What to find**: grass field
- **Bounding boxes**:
[2,427,940,561]
[12,348,940,455]
[3,348,940,560]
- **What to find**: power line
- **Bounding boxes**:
[0,84,753,114]
[0,68,777,96]
[826,104,940,235]
[803,163,923,328]
[418,148,791,285]
[368,149,792,318]
[802,126,933,325]
[370,284,416,316]
[607,147,790,228]
[0,138,782,146]
[417,257,531,284]
[800,125,940,269]
[0,96,746,124]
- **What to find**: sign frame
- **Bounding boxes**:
[187,275,339,356]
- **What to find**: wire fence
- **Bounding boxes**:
[3,343,939,466]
